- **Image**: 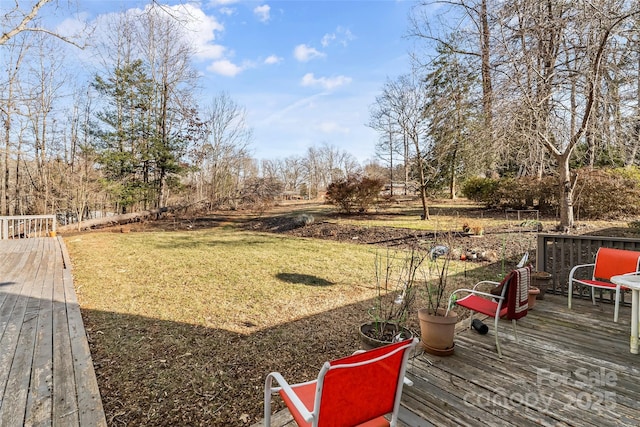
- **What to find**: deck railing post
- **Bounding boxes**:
[536,234,547,273]
[0,215,57,239]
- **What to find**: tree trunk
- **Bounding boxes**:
[558,153,574,231]
[480,0,495,173]
[3,114,10,215]
[413,138,430,220]
[403,133,409,196]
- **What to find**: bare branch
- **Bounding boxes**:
[0,0,53,45]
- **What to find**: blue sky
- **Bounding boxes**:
[54,0,423,163]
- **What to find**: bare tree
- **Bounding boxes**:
[369,95,403,196]
[189,92,253,208]
[377,74,430,219]
[282,156,306,195]
[24,32,68,214]
[0,36,28,214]
[1,0,53,45]
[493,0,640,229]
[1,0,88,47]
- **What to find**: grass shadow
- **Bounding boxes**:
[276,272,335,286]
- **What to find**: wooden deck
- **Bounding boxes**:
[259,294,640,427]
[0,238,106,426]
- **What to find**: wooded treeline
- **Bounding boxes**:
[2,1,640,229]
[371,0,640,228]
[0,2,364,224]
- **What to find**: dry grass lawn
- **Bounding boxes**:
[67,228,399,426]
[66,200,634,426]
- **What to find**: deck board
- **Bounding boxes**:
[0,237,106,426]
[403,294,640,427]
[259,294,640,427]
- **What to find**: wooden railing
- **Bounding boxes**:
[0,215,57,240]
[536,233,640,302]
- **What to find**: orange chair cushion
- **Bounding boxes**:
[318,341,406,426]
[593,248,640,281]
[279,340,410,427]
[279,379,390,427]
[456,294,508,318]
[279,382,315,427]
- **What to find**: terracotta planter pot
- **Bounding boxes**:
[417,308,458,356]
[528,286,540,309]
[358,322,413,350]
[531,271,552,300]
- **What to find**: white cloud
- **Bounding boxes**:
[207,59,243,77]
[293,44,325,62]
[301,73,352,90]
[208,0,240,6]
[170,4,225,60]
[254,4,271,23]
[55,12,92,39]
[320,33,335,48]
[264,55,282,65]
[58,5,226,66]
[321,26,355,47]
[316,121,350,134]
[219,7,235,16]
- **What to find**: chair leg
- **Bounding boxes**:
[591,286,597,305]
[494,316,502,358]
[568,281,572,309]
[614,287,621,323]
[264,376,273,426]
[512,319,518,342]
[468,313,474,329]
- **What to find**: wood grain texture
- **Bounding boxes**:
[258,295,639,427]
[0,237,106,426]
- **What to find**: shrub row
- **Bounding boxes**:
[462,167,640,220]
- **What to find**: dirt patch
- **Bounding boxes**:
[243,214,538,267]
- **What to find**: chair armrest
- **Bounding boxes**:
[451,288,504,301]
[265,372,314,423]
[472,280,500,291]
[569,263,595,281]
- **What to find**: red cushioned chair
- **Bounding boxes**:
[446,266,531,358]
[568,247,640,322]
[264,338,418,427]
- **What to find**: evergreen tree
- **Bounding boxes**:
[423,39,481,198]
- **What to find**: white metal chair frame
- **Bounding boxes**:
[568,248,640,323]
[446,279,516,358]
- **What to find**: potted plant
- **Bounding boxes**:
[417,241,458,356]
[528,286,540,309]
[358,249,424,349]
[531,271,552,300]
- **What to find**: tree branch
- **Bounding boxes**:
[0,0,53,45]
